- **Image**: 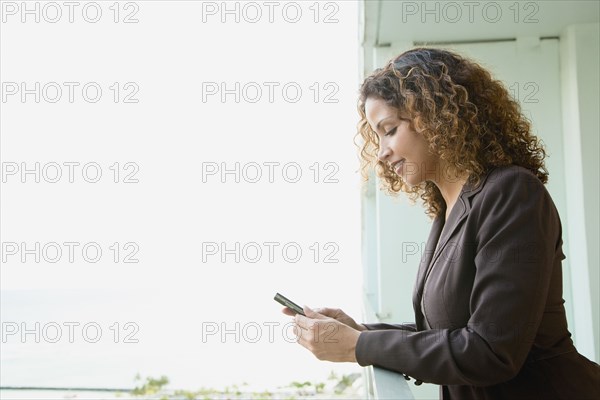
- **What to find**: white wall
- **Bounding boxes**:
[560,22,600,363]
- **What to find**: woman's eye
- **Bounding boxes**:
[384,127,397,137]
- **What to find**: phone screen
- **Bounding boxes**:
[274,292,305,316]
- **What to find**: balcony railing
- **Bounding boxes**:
[361,293,415,400]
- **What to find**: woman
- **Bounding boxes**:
[283,48,600,399]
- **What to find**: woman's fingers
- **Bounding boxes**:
[303,306,329,319]
[294,313,311,329]
[282,306,296,316]
[312,307,339,318]
[292,318,358,362]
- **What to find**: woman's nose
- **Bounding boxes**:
[378,146,391,162]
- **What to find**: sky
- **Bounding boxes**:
[0,0,364,392]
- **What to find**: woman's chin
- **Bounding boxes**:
[400,174,418,188]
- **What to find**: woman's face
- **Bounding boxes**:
[364,96,440,187]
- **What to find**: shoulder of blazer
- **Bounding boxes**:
[461,164,544,206]
[416,164,546,296]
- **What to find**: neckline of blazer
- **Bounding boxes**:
[413,166,497,313]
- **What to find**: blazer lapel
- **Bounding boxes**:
[428,167,496,275]
[425,193,469,279]
[412,214,444,318]
[412,167,496,323]
[414,215,444,295]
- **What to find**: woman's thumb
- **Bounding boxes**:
[304,305,326,319]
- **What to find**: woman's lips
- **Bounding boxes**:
[393,158,406,175]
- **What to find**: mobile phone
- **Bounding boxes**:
[274,292,306,316]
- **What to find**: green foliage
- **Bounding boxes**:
[130,370,361,399]
[314,382,325,393]
[131,375,170,396]
[289,381,311,389]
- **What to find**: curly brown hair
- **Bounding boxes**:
[354,47,549,219]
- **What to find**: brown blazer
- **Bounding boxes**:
[355,164,600,399]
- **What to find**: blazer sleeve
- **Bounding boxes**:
[355,169,562,386]
[362,322,417,331]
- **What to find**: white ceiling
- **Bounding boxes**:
[370,0,599,45]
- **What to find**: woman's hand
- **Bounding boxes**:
[281,306,367,331]
[285,305,362,363]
